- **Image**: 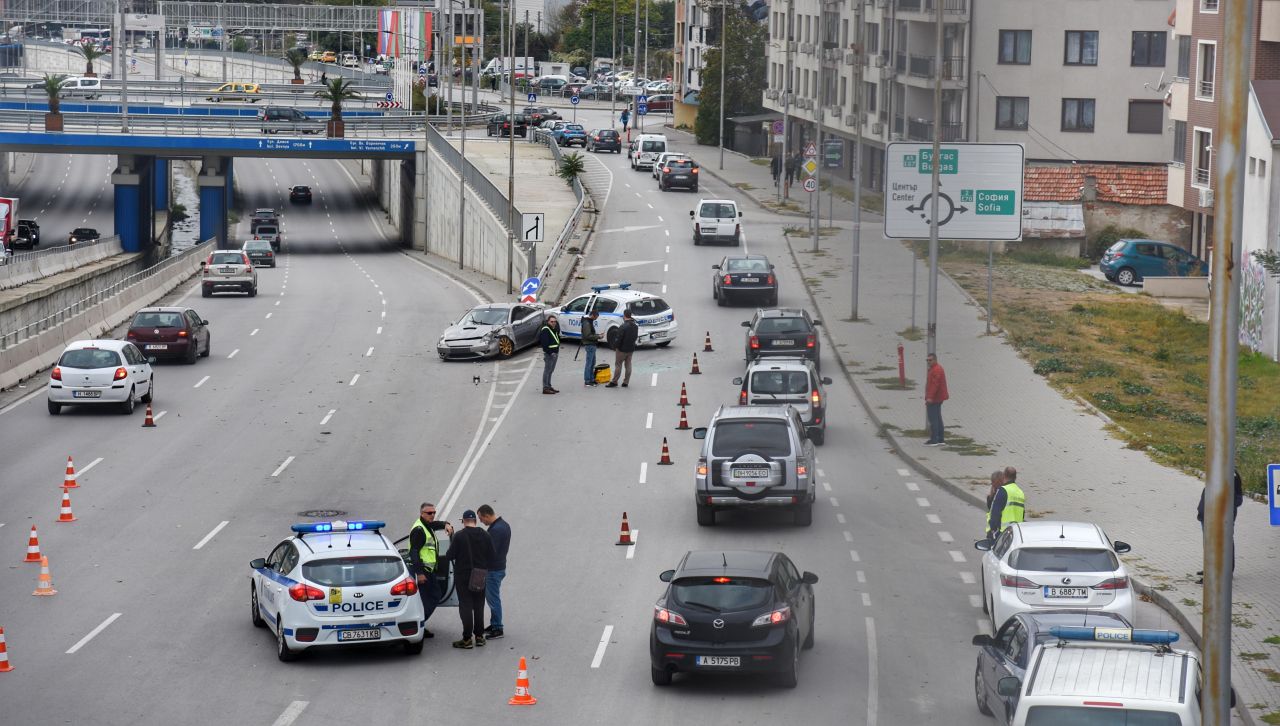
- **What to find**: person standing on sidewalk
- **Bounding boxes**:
[785,152,799,193]
[770,153,783,188]
[477,504,510,639]
[606,310,639,388]
[987,466,1025,539]
[581,310,601,387]
[1195,468,1244,583]
[539,315,561,394]
[441,509,496,649]
[924,353,949,446]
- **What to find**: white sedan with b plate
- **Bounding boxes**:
[47,339,154,415]
[249,520,426,661]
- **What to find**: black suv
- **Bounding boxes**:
[742,308,822,371]
[486,113,528,138]
[13,219,40,249]
[289,185,312,204]
[586,129,622,153]
[651,550,817,688]
[658,158,700,192]
[522,106,560,125]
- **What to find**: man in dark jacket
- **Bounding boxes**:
[1196,469,1245,583]
[582,310,600,386]
[477,504,511,639]
[539,314,561,394]
[441,510,496,649]
[770,153,782,187]
[407,502,453,638]
[606,310,639,388]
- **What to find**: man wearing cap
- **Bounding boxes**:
[582,310,601,387]
[408,502,454,638]
[440,510,496,649]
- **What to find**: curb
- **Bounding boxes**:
[398,250,496,305]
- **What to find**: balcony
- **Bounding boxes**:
[1198,79,1214,99]
[904,54,966,80]
[895,0,969,15]
[902,117,966,141]
[1194,166,1211,185]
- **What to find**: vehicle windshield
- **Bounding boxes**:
[725,258,768,272]
[210,253,245,265]
[1106,241,1128,254]
[751,371,810,396]
[672,577,773,611]
[59,348,122,369]
[1025,706,1180,726]
[132,312,184,328]
[566,124,584,131]
[461,307,510,326]
[627,297,671,316]
[302,555,403,587]
[255,226,278,235]
[1010,548,1119,572]
[668,160,695,170]
[599,130,619,138]
[73,228,96,236]
[756,317,811,335]
[711,420,793,457]
[700,203,737,218]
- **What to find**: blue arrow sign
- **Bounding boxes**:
[527,92,537,103]
[637,104,648,116]
[419,65,426,75]
[1269,464,1280,526]
[570,95,580,105]
[521,277,542,295]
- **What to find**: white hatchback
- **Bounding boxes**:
[977,521,1135,633]
[47,339,154,415]
[250,520,426,661]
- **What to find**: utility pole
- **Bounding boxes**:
[591,13,596,76]
[643,0,649,80]
[779,0,793,202]
[445,2,453,132]
[718,0,727,170]
[117,0,129,133]
[925,0,943,360]
[811,0,824,251]
[611,0,618,127]
[850,0,864,319]
[458,0,468,272]
[506,0,517,294]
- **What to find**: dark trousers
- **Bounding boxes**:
[926,403,945,443]
[456,576,486,639]
[542,350,558,389]
[418,569,443,626]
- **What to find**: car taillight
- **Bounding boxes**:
[797,463,808,476]
[739,390,747,405]
[723,274,732,285]
[1092,577,1129,591]
[751,606,791,627]
[266,251,273,257]
[663,167,671,173]
[113,367,128,381]
[767,274,775,285]
[51,367,62,381]
[691,168,699,174]
[811,390,821,405]
[654,606,688,626]
[696,459,708,476]
[178,330,188,338]
[806,334,816,349]
[390,577,418,596]
[1000,574,1037,589]
[750,335,759,349]
[126,332,136,340]
[288,583,327,602]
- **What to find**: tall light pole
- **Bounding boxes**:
[924,0,943,361]
[611,0,618,126]
[778,0,793,202]
[811,0,825,251]
[117,0,129,133]
[850,0,864,320]
[717,0,727,170]
[457,0,469,271]
[506,0,518,293]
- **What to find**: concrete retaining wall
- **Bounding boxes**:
[0,254,148,335]
[0,238,125,291]
[20,43,111,77]
[419,147,513,282]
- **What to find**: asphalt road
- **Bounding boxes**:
[7,151,114,250]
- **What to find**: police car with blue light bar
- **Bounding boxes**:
[248,520,426,661]
[555,282,679,347]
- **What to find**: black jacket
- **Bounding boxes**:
[1197,470,1245,524]
[582,317,600,345]
[441,525,496,576]
[487,517,512,571]
[538,324,561,353]
[616,319,639,352]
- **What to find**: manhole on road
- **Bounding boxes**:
[298,509,347,518]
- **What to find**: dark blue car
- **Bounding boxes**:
[1099,239,1205,286]
[554,123,588,147]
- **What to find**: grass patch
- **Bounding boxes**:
[1181,598,1199,608]
[1240,652,1271,661]
[868,376,915,390]
[1259,668,1280,683]
[1264,635,1280,645]
[783,225,841,237]
[1260,712,1280,725]
[1234,615,1256,629]
[827,183,885,213]
[898,326,924,341]
[942,434,997,456]
[749,158,770,167]
[732,182,756,191]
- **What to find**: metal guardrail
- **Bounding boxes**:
[529,130,586,281]
[0,238,215,350]
[3,234,118,267]
[426,122,523,229]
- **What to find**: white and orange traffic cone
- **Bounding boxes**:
[690,353,702,375]
[56,488,76,523]
[0,626,13,671]
[62,456,79,489]
[32,556,56,596]
[677,382,690,408]
[23,525,42,563]
[675,409,690,431]
[616,512,635,546]
[507,656,537,705]
[657,437,674,465]
[141,404,156,428]
[703,331,714,352]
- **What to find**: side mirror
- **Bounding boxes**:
[711,264,720,270]
[201,320,209,325]
[821,377,832,385]
[813,320,823,326]
[689,210,695,218]
[740,321,751,327]
[996,676,1022,698]
[146,357,157,364]
[732,377,743,385]
[801,571,819,585]
[692,427,708,439]
[738,211,744,217]
[974,539,994,551]
[972,634,996,648]
[1113,541,1132,554]
[659,569,675,583]
[249,558,266,569]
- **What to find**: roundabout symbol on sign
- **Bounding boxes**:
[905,190,969,227]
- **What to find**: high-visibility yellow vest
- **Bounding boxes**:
[1000,482,1026,529]
[411,519,438,571]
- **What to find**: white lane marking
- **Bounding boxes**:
[650,373,658,387]
[658,216,664,223]
[438,361,529,518]
[228,349,240,359]
[665,245,670,253]
[193,376,209,389]
[645,412,653,429]
[861,592,872,607]
[662,284,667,294]
[849,550,861,563]
[590,625,614,669]
[866,617,880,726]
[949,550,967,563]
[896,468,909,476]
[271,701,310,726]
[0,523,4,528]
[365,347,375,357]
[626,530,639,560]
[271,456,296,478]
[821,481,831,492]
[193,521,230,550]
[78,457,104,476]
[638,462,648,484]
[66,613,122,654]
[265,313,273,319]
[382,311,387,318]
[915,497,931,507]
[817,468,826,478]
[634,192,641,198]
[938,531,954,543]
[320,409,336,426]
[905,481,920,491]
[856,570,867,584]
[376,326,383,335]
[960,572,976,585]
[926,513,942,524]
[843,531,853,542]
[153,411,167,421]
[836,513,847,524]
[250,328,260,336]
[664,229,670,236]
[382,299,387,306]
[349,374,360,386]
[647,203,654,209]
[969,594,983,608]
[663,263,669,272]
[625,182,631,188]
[274,300,281,306]
[829,496,839,507]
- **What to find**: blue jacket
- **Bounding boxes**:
[487,517,511,571]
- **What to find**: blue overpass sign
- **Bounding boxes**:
[0,131,416,157]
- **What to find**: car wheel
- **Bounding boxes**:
[186,342,198,365]
[248,286,258,298]
[776,645,799,688]
[497,335,515,358]
[403,637,424,655]
[734,233,742,247]
[768,294,778,307]
[277,624,298,662]
[693,234,701,246]
[717,290,726,307]
[794,503,813,527]
[141,379,153,404]
[201,335,211,357]
[692,185,698,193]
[975,661,993,716]
[810,427,825,446]
[696,504,715,526]
[605,327,620,349]
[47,399,61,415]
[121,387,136,415]
[651,665,673,686]
[202,286,212,298]
[802,605,815,650]
[1116,267,1137,286]
[250,584,266,628]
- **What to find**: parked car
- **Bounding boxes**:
[258,106,323,135]
[68,227,100,245]
[1099,239,1205,286]
[658,158,700,192]
[742,307,822,371]
[125,306,211,364]
[586,128,622,153]
[486,112,528,138]
[576,83,615,100]
[645,93,674,113]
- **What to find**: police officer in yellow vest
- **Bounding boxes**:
[409,502,454,638]
[986,466,1026,539]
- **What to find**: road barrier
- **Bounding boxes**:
[1,235,123,291]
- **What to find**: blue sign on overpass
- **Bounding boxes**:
[0,101,385,118]
[0,131,416,159]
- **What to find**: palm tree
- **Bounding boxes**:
[557,152,586,188]
[315,76,361,137]
[75,43,107,78]
[284,47,308,85]
[42,73,67,132]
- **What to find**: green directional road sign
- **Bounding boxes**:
[974,189,1017,215]
[916,149,959,175]
[883,143,1025,241]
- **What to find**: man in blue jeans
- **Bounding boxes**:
[477,504,511,639]
[581,310,600,386]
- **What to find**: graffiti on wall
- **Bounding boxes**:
[1239,247,1266,352]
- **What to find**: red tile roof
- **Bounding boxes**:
[1024,164,1168,206]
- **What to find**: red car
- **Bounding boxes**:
[125,306,211,364]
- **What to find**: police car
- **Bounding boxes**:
[249,520,426,661]
[556,283,679,347]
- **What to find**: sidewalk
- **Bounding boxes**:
[680,130,1277,725]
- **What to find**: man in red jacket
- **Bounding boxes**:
[924,353,949,446]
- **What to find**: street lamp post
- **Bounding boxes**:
[717,0,727,170]
[611,0,618,127]
[506,0,518,293]
[457,0,470,271]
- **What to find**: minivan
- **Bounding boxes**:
[630,134,668,171]
[59,76,102,99]
[258,107,323,135]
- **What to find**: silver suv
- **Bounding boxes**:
[733,357,832,445]
[201,250,259,297]
[692,405,817,527]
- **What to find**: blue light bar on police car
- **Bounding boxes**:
[1048,626,1179,645]
[591,282,632,292]
[291,520,386,534]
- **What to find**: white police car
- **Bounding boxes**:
[556,282,679,347]
[249,520,426,661]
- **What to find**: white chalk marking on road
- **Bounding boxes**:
[960,572,976,585]
[320,409,336,426]
[866,617,880,726]
[662,284,667,294]
[626,530,639,560]
[265,312,273,319]
[938,531,954,543]
[639,462,648,484]
[856,570,867,584]
[228,349,239,359]
[66,613,122,654]
[78,457,104,476]
[915,497,930,507]
[650,373,658,387]
[905,481,920,491]
[969,594,983,609]
[271,701,310,726]
[193,375,209,389]
[590,625,615,669]
[663,263,669,272]
[250,328,259,336]
[836,513,847,524]
[365,347,375,357]
[861,592,872,607]
[822,481,831,492]
[949,550,966,563]
[349,374,360,386]
[896,468,909,477]
[843,531,853,542]
[849,550,861,563]
[926,513,942,524]
[271,456,296,478]
[376,327,383,335]
[645,412,653,429]
[193,521,230,550]
[829,496,839,507]
[153,411,167,421]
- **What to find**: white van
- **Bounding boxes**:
[630,134,668,171]
[59,76,102,100]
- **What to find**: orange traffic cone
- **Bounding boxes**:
[677,382,690,407]
[616,512,634,546]
[675,409,690,430]
[0,626,12,671]
[703,331,714,352]
[657,437,673,465]
[23,525,42,563]
[57,488,76,523]
[32,556,56,596]
[141,404,156,428]
[62,455,79,489]
[690,353,702,375]
[507,656,537,706]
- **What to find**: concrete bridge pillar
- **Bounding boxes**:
[198,156,230,248]
[153,157,169,211]
[112,154,156,253]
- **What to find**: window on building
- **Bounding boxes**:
[1061,98,1096,131]
[998,30,1032,64]
[1176,36,1192,78]
[865,81,877,112]
[867,22,879,53]
[1193,129,1213,186]
[996,97,1029,130]
[1201,0,1219,11]
[1131,31,1167,67]
[1064,31,1099,66]
[1260,159,1267,176]
[842,19,849,48]
[1249,157,1257,175]
[1172,120,1187,163]
[1127,100,1163,133]
[1197,42,1216,98]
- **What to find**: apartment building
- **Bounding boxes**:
[673,0,715,127]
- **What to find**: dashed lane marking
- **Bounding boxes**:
[915,497,930,507]
[193,375,209,388]
[590,625,614,669]
[861,593,872,607]
[66,613,123,654]
[843,531,853,542]
[949,550,966,563]
[829,496,839,507]
[905,481,919,491]
[153,411,167,421]
[251,329,260,336]
[193,521,230,550]
[228,349,239,359]
[271,456,296,478]
[926,513,942,524]
[274,300,281,306]
[938,531,954,543]
[366,347,375,357]
[960,572,976,584]
[639,462,648,484]
[968,595,983,608]
[856,570,866,584]
[349,374,360,386]
[822,481,831,492]
[896,468,909,477]
[320,409,336,425]
[650,373,658,387]
[377,327,383,335]
[78,457,104,476]
[265,313,273,319]
[271,702,309,726]
[849,550,861,563]
[836,513,847,524]
[817,468,826,478]
[626,530,639,560]
[645,412,653,429]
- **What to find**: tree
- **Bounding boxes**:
[284,47,308,84]
[695,11,766,146]
[41,73,67,131]
[557,151,586,188]
[315,76,362,137]
[74,43,106,77]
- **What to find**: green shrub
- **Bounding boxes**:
[1089,224,1148,261]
